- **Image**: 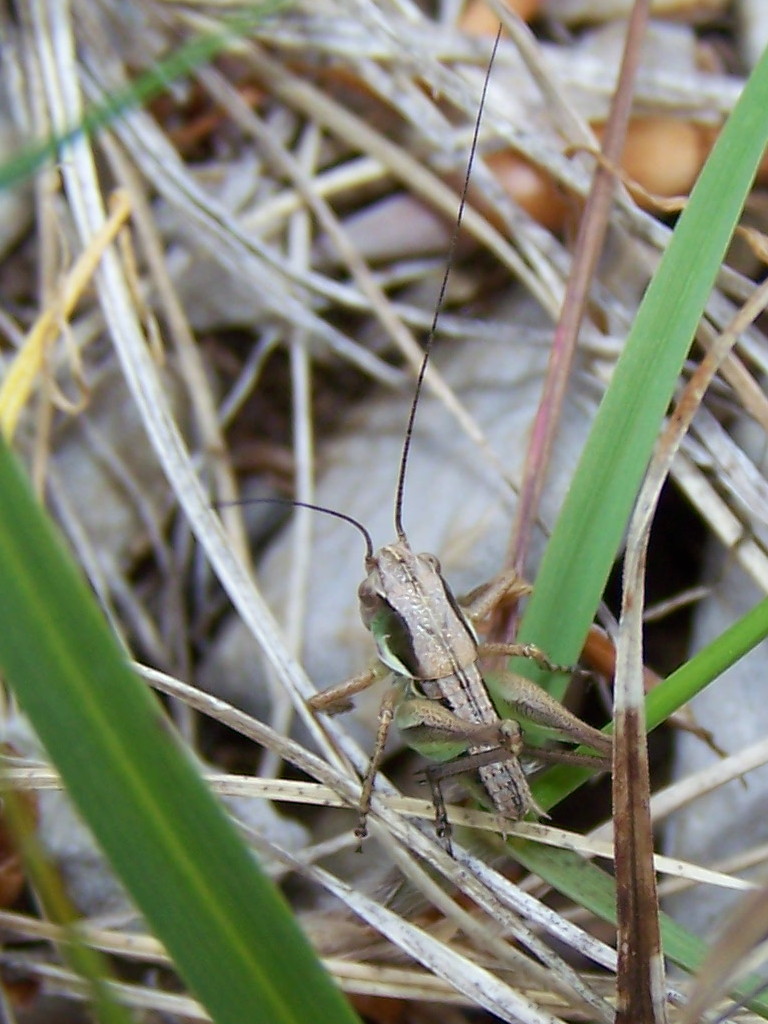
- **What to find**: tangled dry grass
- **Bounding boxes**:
[1,1,768,1021]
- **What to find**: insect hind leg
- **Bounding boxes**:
[418,764,454,854]
[414,722,529,848]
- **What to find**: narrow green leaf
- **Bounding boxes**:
[506,45,768,692]
[643,595,768,730]
[531,594,768,811]
[0,438,359,1024]
[1,790,134,1024]
[510,841,768,1018]
[0,2,288,192]
[492,44,768,1023]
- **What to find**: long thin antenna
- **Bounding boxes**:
[217,498,374,560]
[393,27,502,542]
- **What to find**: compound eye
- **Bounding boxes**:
[358,582,382,616]
[421,552,442,574]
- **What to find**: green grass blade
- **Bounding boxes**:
[506,45,768,692]
[510,841,768,1018]
[531,594,768,810]
[643,594,768,730]
[1,788,134,1024]
[0,2,288,192]
[0,438,359,1024]
[482,46,768,1020]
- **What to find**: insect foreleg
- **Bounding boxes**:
[354,680,402,848]
[308,661,390,715]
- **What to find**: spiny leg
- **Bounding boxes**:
[308,663,386,715]
[528,746,610,770]
[461,573,583,679]
[461,574,581,679]
[478,640,576,677]
[420,764,453,854]
[460,568,531,623]
[483,669,612,756]
[418,731,540,847]
[354,684,400,849]
[398,696,533,840]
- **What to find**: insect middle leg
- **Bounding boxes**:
[354,679,534,847]
[418,743,525,852]
[461,569,579,677]
[393,686,538,846]
[461,572,612,755]
[354,681,399,848]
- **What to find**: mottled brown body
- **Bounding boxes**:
[312,540,610,842]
